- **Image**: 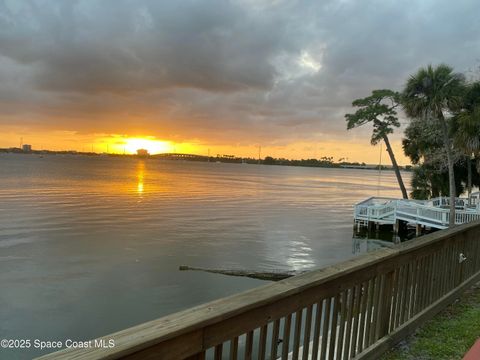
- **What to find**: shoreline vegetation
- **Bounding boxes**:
[0,148,411,171]
[345,64,480,205]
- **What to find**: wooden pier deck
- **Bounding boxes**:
[354,194,480,232]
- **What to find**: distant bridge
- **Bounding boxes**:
[153,153,208,160]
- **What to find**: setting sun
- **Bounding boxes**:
[123,137,172,155]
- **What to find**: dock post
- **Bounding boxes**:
[416,224,422,237]
[393,219,399,235]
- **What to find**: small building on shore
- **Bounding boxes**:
[22,144,32,152]
[136,149,149,157]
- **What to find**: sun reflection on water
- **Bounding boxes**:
[137,161,145,195]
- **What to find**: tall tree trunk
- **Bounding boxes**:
[467,156,472,206]
[438,113,456,227]
[382,135,408,199]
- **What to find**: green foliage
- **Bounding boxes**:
[402,64,466,119]
[402,117,444,165]
[345,89,401,145]
[410,166,432,199]
[454,81,480,154]
[408,159,480,200]
[261,156,339,167]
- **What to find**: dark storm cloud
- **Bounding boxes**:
[0,0,479,143]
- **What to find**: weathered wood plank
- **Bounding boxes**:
[258,324,268,360]
[328,295,339,360]
[336,291,347,359]
[270,320,280,360]
[350,282,362,357]
[292,310,302,360]
[214,344,223,360]
[244,331,254,360]
[302,305,313,360]
[229,337,238,360]
[365,278,377,349]
[281,314,292,360]
[311,301,323,360]
[343,286,355,360]
[320,298,332,360]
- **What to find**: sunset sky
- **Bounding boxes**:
[0,0,479,164]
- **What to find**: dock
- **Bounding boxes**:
[354,193,480,234]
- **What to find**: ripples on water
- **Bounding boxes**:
[0,154,410,358]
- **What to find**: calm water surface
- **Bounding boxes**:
[0,154,410,358]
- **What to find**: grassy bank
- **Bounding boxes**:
[383,282,480,360]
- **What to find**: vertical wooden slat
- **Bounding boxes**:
[389,267,400,332]
[444,241,453,292]
[449,241,458,289]
[423,255,432,309]
[362,279,373,349]
[214,344,223,360]
[336,291,347,359]
[229,337,238,360]
[343,286,356,359]
[292,310,303,360]
[366,275,380,352]
[437,246,446,297]
[369,275,382,344]
[258,324,268,360]
[379,271,394,338]
[432,251,440,303]
[414,257,424,314]
[429,252,438,303]
[411,259,419,317]
[328,295,339,360]
[398,264,408,326]
[408,259,420,319]
[458,237,465,284]
[443,242,451,294]
[311,301,324,360]
[429,251,440,304]
[302,305,313,360]
[320,298,332,360]
[394,265,405,328]
[281,314,292,360]
[186,352,206,360]
[350,284,361,358]
[270,319,280,360]
[415,257,427,314]
[245,331,254,360]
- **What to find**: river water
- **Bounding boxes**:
[0,154,410,358]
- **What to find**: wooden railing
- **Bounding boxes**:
[39,221,480,360]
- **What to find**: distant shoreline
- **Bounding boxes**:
[0,149,412,171]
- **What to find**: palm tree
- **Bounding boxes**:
[402,64,465,227]
[454,81,480,202]
[346,89,408,199]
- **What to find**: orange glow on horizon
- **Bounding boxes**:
[0,129,412,165]
[123,137,172,155]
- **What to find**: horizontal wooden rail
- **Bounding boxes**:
[38,221,480,360]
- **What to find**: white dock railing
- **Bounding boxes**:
[354,194,480,229]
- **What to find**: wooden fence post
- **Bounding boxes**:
[379,270,394,338]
